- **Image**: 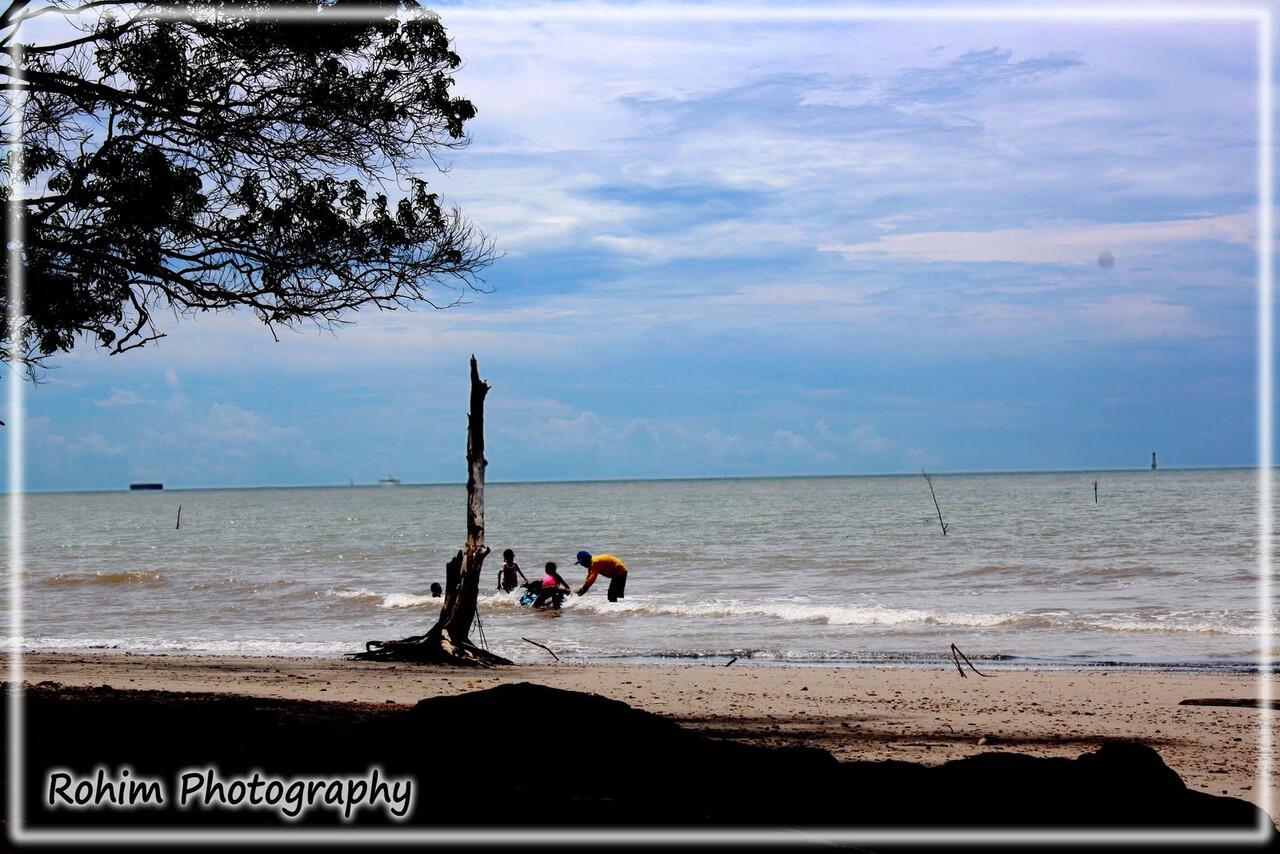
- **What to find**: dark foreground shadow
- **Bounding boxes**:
[5,680,1274,844]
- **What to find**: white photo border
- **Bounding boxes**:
[4,1,1274,846]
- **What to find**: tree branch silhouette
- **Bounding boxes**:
[2,1,496,370]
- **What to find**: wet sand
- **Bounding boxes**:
[15,652,1276,813]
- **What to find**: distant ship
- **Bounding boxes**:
[129,482,163,491]
[377,475,401,486]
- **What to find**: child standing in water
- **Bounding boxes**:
[497,548,528,593]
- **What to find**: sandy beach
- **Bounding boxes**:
[15,652,1275,813]
[9,0,1272,844]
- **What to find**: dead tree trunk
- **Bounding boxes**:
[349,356,511,666]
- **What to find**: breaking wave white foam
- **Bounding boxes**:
[317,586,1262,636]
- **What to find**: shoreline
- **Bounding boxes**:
[10,646,1273,673]
[10,647,1269,676]
[13,651,1277,813]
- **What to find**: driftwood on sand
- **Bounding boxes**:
[950,643,992,678]
[349,357,511,666]
[1178,698,1280,710]
[521,637,561,662]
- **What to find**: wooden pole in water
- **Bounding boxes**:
[176,504,182,530]
[922,470,949,536]
[1093,480,1098,504]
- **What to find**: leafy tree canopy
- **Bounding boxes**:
[1,0,495,369]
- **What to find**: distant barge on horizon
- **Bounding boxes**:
[129,482,164,491]
[377,475,401,486]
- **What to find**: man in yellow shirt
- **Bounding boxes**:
[574,551,628,602]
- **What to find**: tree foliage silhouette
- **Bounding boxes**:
[1,1,495,369]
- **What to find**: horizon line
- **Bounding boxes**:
[17,463,1261,495]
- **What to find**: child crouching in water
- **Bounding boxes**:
[534,561,571,609]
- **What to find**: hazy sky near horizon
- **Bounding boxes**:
[18,3,1266,489]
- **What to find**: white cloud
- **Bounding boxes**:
[771,429,813,452]
[903,446,939,468]
[849,423,894,454]
[197,403,298,445]
[523,410,609,450]
[94,388,144,408]
[29,417,125,457]
[76,432,126,456]
[819,211,1254,266]
[1072,294,1215,340]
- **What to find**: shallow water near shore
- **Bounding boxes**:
[10,468,1273,667]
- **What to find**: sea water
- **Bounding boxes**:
[9,469,1274,668]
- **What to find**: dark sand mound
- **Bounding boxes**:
[8,680,1272,835]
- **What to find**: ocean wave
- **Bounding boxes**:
[381,592,438,608]
[559,597,1017,628]
[321,588,382,602]
[194,576,304,592]
[380,590,531,609]
[954,562,1183,582]
[319,587,519,610]
[1069,616,1260,637]
[576,599,1265,636]
[315,585,1263,637]
[41,570,168,587]
[557,597,1263,636]
[318,588,454,609]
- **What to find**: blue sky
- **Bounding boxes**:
[16,4,1267,489]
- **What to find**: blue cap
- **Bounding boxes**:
[576,550,592,566]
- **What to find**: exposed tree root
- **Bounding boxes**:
[348,636,510,667]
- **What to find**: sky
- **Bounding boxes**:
[13,2,1269,490]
